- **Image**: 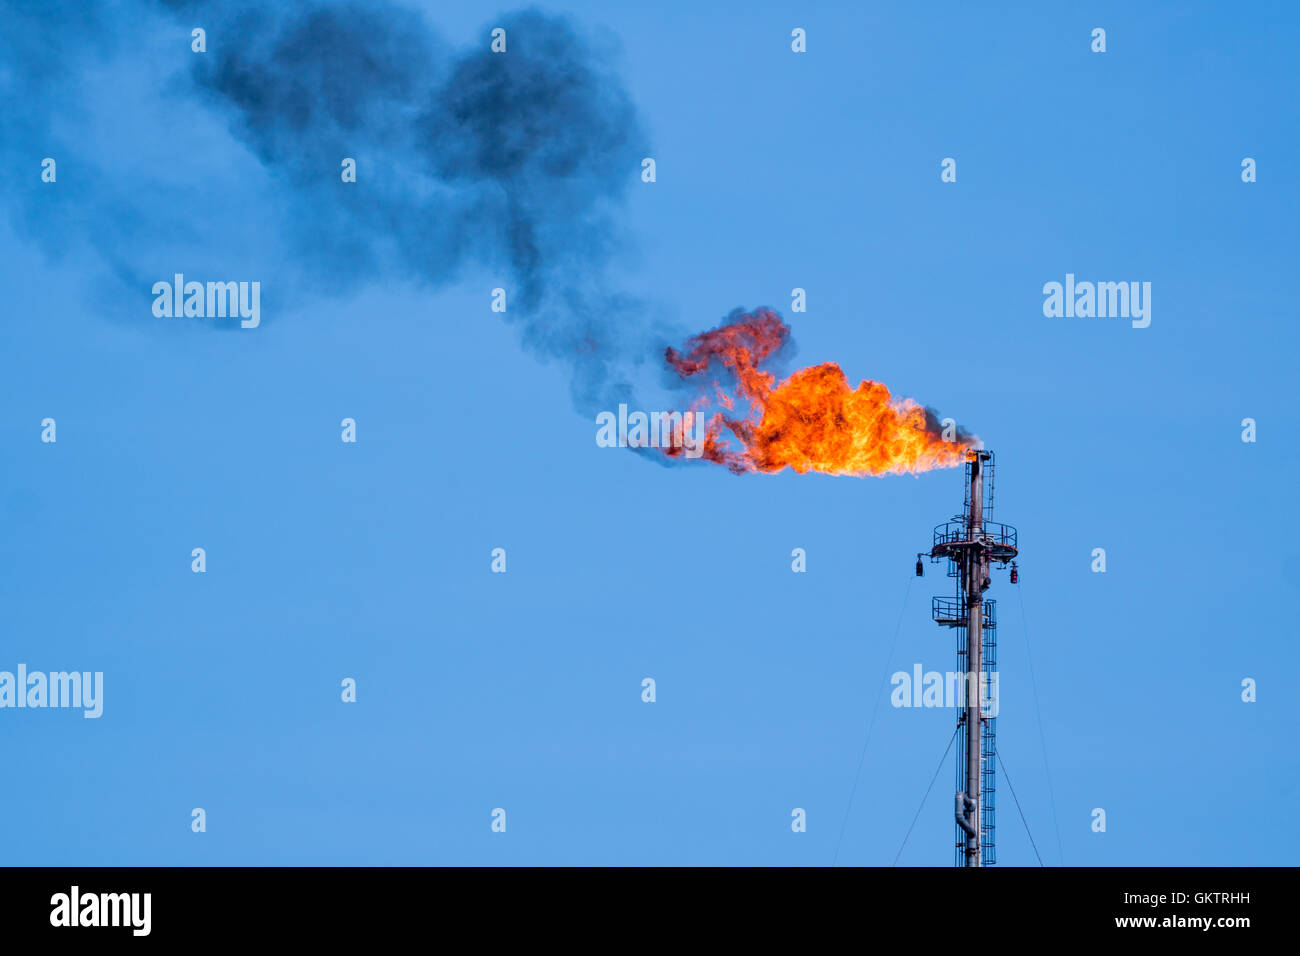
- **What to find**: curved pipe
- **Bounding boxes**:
[955,791,977,836]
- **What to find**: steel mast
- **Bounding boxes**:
[920,449,1018,866]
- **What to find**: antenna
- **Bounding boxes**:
[921,450,1018,866]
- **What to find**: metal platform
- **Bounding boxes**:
[931,519,1019,564]
[932,596,996,629]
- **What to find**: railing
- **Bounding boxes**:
[932,519,1018,551]
[932,597,997,626]
[932,596,966,624]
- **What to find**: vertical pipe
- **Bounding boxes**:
[964,453,985,866]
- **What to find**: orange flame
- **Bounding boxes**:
[664,309,974,476]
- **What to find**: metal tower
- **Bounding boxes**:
[918,449,1018,866]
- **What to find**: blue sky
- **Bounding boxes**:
[1,0,1296,865]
